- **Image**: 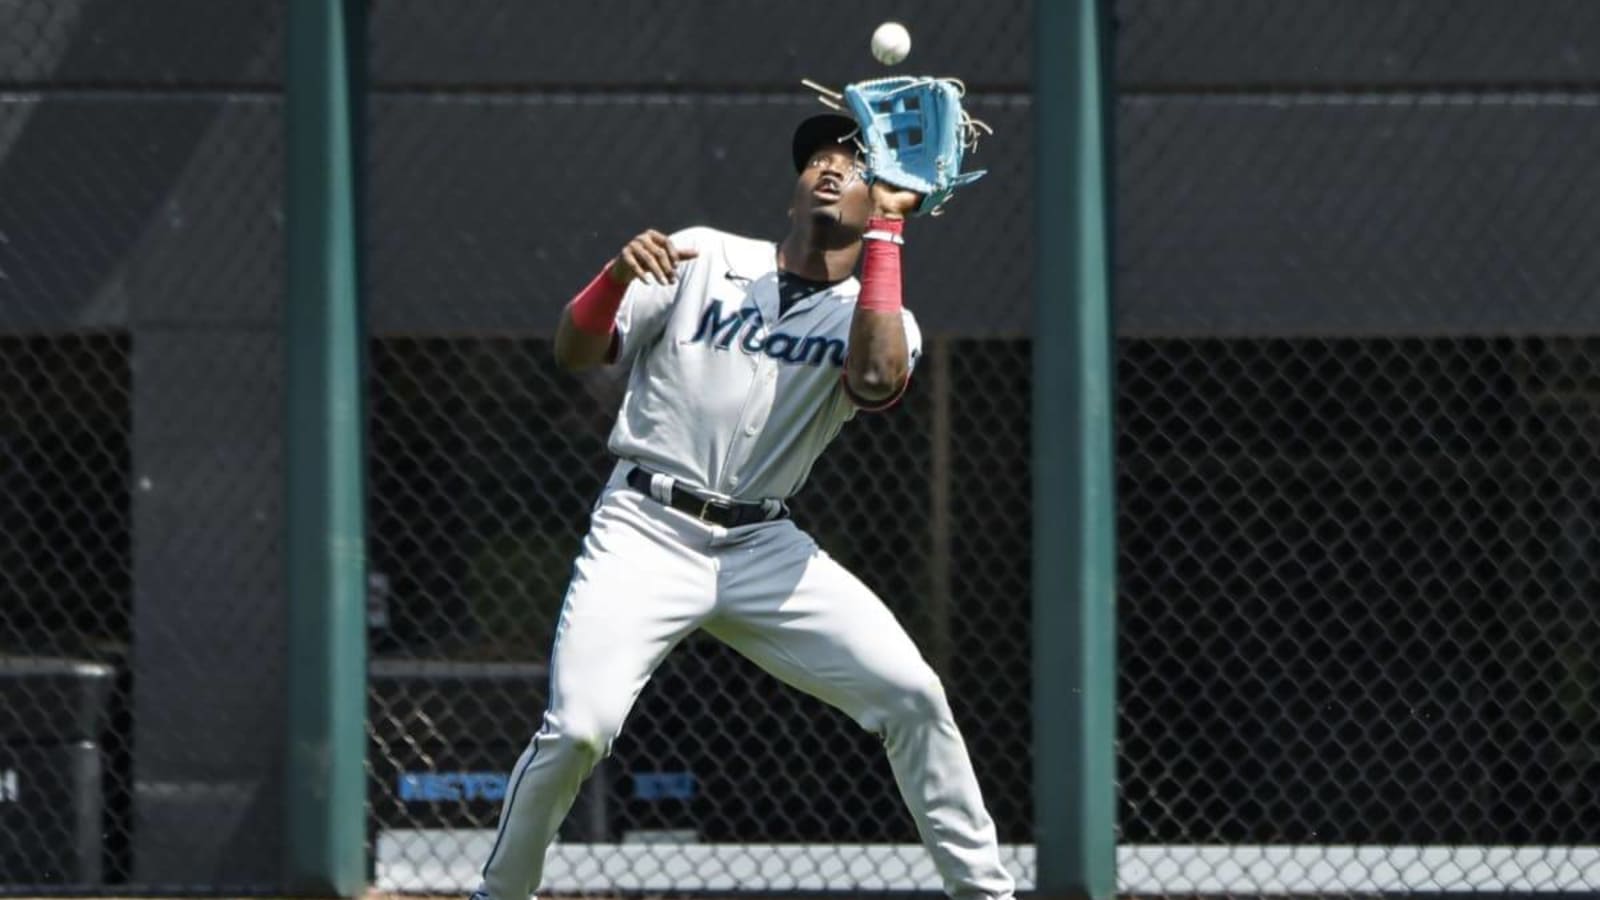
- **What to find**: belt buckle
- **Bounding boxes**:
[698,498,717,523]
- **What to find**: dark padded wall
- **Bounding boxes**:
[367,0,1030,86]
[365,0,1034,337]
[366,96,1032,336]
[1115,0,1600,337]
[364,0,1600,341]
[1118,0,1600,88]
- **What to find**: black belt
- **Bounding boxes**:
[625,467,786,528]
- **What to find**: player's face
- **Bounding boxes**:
[793,144,872,232]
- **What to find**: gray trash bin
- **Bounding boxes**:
[0,656,114,886]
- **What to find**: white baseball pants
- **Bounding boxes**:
[474,466,1015,899]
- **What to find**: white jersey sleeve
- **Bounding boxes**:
[902,307,925,373]
[612,227,711,368]
[843,307,924,413]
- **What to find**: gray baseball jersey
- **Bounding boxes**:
[605,226,923,502]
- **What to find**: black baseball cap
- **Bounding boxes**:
[791,113,859,172]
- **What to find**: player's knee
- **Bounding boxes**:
[542,712,618,766]
[873,666,952,729]
[905,668,953,721]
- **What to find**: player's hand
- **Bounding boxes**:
[870,180,923,221]
[608,230,699,286]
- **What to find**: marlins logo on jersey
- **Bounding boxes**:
[687,299,848,369]
[604,227,922,502]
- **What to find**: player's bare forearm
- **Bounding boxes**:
[553,230,699,372]
[553,308,614,371]
[845,307,909,401]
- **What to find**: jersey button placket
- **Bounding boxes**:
[727,359,776,489]
[746,359,778,437]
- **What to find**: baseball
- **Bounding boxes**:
[871,22,911,66]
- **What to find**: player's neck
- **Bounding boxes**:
[778,223,862,282]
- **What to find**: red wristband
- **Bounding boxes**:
[567,265,628,336]
[857,217,904,315]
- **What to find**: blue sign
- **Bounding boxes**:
[632,771,696,801]
[398,771,508,803]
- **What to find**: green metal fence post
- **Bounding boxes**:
[1033,0,1117,897]
[285,0,367,893]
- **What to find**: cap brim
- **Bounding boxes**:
[791,113,860,172]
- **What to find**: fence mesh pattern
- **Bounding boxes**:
[0,0,283,893]
[1116,338,1600,893]
[1111,0,1600,895]
[3,0,1600,896]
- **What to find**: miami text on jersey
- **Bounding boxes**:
[689,300,847,368]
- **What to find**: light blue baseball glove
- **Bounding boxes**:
[807,75,991,216]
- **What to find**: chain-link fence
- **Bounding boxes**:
[1116,338,1600,893]
[0,0,284,893]
[4,0,1600,896]
[1113,0,1600,894]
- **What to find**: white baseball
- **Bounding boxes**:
[871,22,911,66]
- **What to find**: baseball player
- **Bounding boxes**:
[471,113,1015,899]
